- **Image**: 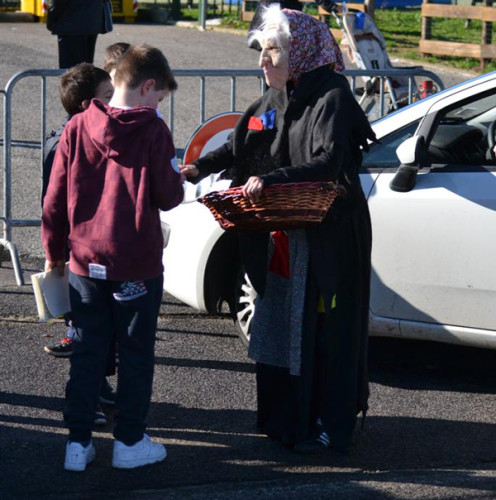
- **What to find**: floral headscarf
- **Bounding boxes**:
[282,9,344,81]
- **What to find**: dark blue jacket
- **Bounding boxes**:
[47,0,112,36]
[42,118,69,206]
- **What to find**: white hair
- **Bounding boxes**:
[247,4,291,54]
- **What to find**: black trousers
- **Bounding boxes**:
[65,271,163,445]
[57,34,98,69]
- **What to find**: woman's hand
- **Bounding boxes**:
[180,164,199,182]
[242,176,264,203]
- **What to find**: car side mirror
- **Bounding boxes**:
[390,136,425,193]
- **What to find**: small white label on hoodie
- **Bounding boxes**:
[89,263,107,280]
[170,156,180,173]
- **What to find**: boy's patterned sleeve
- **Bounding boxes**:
[149,125,184,211]
[41,128,69,262]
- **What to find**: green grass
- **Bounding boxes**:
[139,0,240,21]
[375,8,496,72]
[220,13,250,29]
[180,7,218,20]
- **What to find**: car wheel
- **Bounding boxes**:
[233,268,257,347]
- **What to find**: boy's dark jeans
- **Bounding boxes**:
[65,271,163,445]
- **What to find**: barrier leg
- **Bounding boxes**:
[0,238,25,286]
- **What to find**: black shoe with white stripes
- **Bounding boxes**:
[293,430,331,455]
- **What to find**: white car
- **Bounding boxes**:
[161,71,496,350]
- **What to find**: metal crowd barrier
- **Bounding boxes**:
[1,67,444,286]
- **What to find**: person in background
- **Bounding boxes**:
[42,45,183,472]
[182,5,373,455]
[41,63,115,425]
[47,0,113,69]
[103,42,132,82]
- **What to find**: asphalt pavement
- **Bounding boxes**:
[1,260,496,499]
[1,18,495,500]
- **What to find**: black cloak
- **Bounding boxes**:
[193,65,374,451]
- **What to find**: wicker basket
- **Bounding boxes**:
[198,181,342,232]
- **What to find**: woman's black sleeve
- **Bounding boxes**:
[260,143,347,187]
[190,140,234,183]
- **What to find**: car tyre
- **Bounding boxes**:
[232,268,257,347]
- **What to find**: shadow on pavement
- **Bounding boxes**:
[1,404,495,499]
[369,337,496,394]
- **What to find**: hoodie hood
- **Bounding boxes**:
[84,99,159,159]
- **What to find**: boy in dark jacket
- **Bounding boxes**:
[42,45,183,471]
[42,63,116,425]
[42,63,114,218]
[42,63,113,361]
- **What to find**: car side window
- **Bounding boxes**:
[361,120,420,169]
[427,92,496,166]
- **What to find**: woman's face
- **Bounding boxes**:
[259,32,290,91]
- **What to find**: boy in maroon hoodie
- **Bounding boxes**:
[42,45,183,471]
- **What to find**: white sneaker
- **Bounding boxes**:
[112,434,166,469]
[64,441,96,472]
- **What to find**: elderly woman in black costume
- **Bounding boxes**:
[182,5,375,454]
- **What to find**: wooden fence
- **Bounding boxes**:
[420,0,496,66]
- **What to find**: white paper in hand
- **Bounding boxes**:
[31,264,70,322]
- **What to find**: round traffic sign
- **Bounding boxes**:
[183,112,242,165]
